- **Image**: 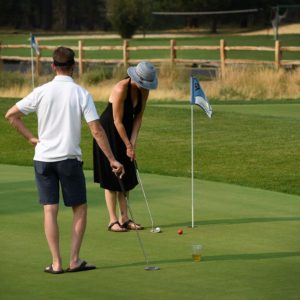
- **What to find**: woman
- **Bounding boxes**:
[93,61,158,232]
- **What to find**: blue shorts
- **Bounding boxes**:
[34,159,87,207]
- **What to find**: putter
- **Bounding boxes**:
[117,176,160,271]
[134,160,160,233]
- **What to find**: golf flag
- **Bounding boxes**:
[190,76,212,228]
[190,77,212,118]
[30,33,40,56]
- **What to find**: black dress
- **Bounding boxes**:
[93,79,141,191]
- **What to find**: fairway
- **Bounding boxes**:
[150,102,300,119]
[2,99,300,196]
[1,164,300,300]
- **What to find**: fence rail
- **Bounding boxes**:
[1,39,300,78]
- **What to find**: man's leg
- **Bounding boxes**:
[44,204,62,272]
[69,203,87,269]
[56,159,95,270]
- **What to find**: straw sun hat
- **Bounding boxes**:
[127,61,158,90]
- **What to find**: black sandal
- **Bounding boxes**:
[66,261,96,272]
[108,221,127,232]
[121,219,144,230]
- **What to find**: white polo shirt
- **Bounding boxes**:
[16,75,99,162]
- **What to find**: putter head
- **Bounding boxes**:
[144,266,160,271]
[150,228,161,233]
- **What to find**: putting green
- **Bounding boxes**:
[1,164,300,300]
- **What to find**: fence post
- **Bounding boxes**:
[78,40,84,76]
[170,39,176,64]
[220,39,226,79]
[275,40,281,70]
[123,40,129,67]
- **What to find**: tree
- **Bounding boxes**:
[39,0,53,30]
[106,0,145,38]
[1,0,298,31]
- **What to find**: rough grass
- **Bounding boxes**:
[206,66,300,100]
[0,65,300,101]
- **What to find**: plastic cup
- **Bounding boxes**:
[192,244,202,262]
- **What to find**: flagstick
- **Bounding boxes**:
[189,76,212,228]
[191,100,195,228]
[30,46,35,89]
[190,76,195,228]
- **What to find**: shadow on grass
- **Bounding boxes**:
[96,251,300,270]
[160,216,300,229]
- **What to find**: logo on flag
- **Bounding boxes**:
[190,77,212,118]
[30,33,40,56]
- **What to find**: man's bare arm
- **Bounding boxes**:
[5,105,39,145]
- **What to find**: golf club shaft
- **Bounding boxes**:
[134,160,155,230]
[117,177,149,265]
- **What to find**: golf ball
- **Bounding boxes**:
[178,229,183,235]
[155,227,161,232]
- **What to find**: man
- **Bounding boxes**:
[5,47,124,274]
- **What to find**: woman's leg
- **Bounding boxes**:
[118,191,129,225]
[105,189,126,231]
[118,191,144,230]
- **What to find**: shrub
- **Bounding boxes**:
[82,67,113,85]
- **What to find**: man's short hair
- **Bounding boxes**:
[53,47,75,70]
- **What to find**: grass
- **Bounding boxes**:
[1,98,300,196]
[1,30,300,300]
[1,164,300,300]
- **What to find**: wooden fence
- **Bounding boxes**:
[1,39,300,78]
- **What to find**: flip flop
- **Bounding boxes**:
[44,264,64,274]
[108,221,127,232]
[66,261,96,273]
[121,219,144,230]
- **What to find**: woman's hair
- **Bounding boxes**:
[52,47,75,71]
